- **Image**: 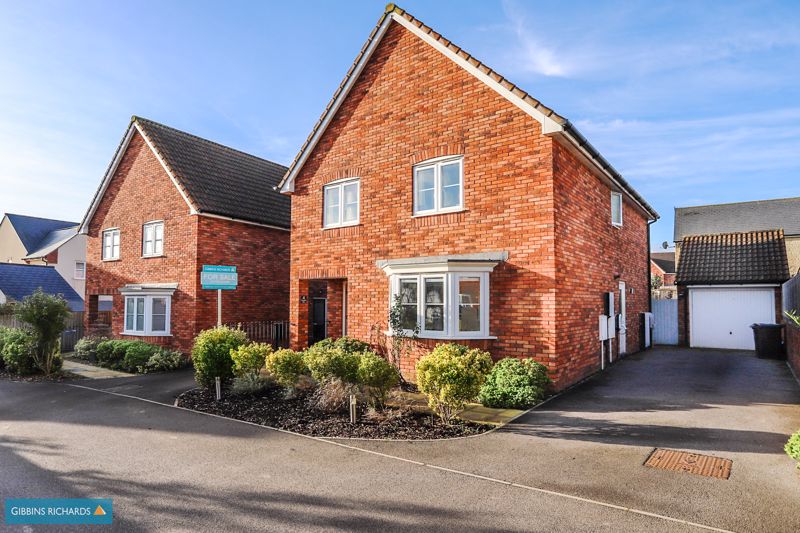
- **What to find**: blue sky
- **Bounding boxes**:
[1,0,798,248]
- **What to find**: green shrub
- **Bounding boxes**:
[478,358,551,409]
[95,340,118,366]
[14,289,71,375]
[415,343,494,423]
[138,348,187,374]
[231,342,272,379]
[74,336,107,361]
[0,327,10,370]
[265,348,309,387]
[786,430,800,469]
[357,351,399,408]
[121,341,159,373]
[309,336,371,356]
[303,346,360,384]
[191,326,248,388]
[1,328,37,375]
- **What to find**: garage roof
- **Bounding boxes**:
[676,230,789,285]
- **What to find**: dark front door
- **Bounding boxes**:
[311,298,327,345]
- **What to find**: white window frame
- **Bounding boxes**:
[123,293,171,336]
[142,220,164,257]
[413,156,464,216]
[102,228,120,260]
[323,178,360,228]
[73,261,86,280]
[611,192,623,227]
[390,270,490,339]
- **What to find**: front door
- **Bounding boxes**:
[619,281,627,355]
[311,298,327,345]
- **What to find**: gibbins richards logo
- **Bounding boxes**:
[93,505,106,516]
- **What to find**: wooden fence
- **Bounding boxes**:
[782,274,800,314]
[227,320,290,348]
[0,311,84,353]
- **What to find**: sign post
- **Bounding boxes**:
[200,265,238,326]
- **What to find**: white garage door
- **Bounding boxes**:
[690,288,775,350]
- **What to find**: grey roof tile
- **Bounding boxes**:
[674,197,800,241]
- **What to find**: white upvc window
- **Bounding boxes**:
[102,228,120,260]
[123,294,171,336]
[142,221,164,257]
[74,261,86,280]
[390,271,490,339]
[323,178,360,228]
[413,156,464,216]
[611,192,623,227]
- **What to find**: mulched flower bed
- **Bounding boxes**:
[177,386,493,440]
[0,369,84,382]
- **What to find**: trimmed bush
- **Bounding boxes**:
[357,351,399,408]
[478,358,551,409]
[786,430,800,469]
[14,289,71,375]
[138,348,187,374]
[121,341,159,373]
[74,336,107,361]
[191,326,248,388]
[95,340,119,367]
[303,346,360,384]
[1,328,37,375]
[266,349,309,387]
[231,342,272,379]
[0,327,10,370]
[416,343,493,423]
[308,336,371,356]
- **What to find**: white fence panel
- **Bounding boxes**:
[652,299,678,345]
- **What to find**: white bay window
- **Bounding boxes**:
[120,285,176,336]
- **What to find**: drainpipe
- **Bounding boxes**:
[647,220,656,313]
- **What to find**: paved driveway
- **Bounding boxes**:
[1,347,798,532]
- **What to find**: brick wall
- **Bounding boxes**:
[288,20,651,389]
[85,130,290,353]
[553,142,650,386]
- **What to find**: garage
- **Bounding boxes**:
[689,287,775,350]
[676,230,789,350]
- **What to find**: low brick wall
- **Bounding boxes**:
[786,322,800,380]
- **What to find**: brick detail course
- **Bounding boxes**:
[287,21,651,390]
[84,131,289,354]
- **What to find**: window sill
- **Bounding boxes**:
[102,258,121,262]
[141,254,166,259]
[121,332,172,337]
[383,330,496,341]
[412,208,466,218]
[611,222,623,229]
[322,222,361,231]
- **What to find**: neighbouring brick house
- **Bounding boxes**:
[278,5,658,389]
[80,117,290,353]
[650,251,676,299]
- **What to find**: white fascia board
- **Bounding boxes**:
[133,122,198,215]
[687,284,780,289]
[79,125,136,234]
[280,15,394,194]
[380,261,500,276]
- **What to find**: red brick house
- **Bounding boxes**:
[650,251,676,299]
[278,5,658,389]
[80,116,290,353]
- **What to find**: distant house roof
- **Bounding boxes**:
[4,214,78,254]
[676,230,789,285]
[276,4,657,221]
[674,197,800,241]
[650,251,675,274]
[23,226,79,260]
[0,263,84,311]
[80,116,291,232]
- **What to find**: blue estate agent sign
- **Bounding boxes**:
[5,498,113,525]
[201,265,238,290]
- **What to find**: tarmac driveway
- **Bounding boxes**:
[345,347,800,533]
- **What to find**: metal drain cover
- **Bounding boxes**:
[644,448,732,479]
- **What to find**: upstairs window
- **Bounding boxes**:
[142,221,164,257]
[102,228,120,260]
[611,192,623,227]
[413,156,463,216]
[74,261,86,280]
[323,178,360,228]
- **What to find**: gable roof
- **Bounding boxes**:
[277,4,657,221]
[23,226,79,260]
[80,116,291,233]
[676,230,789,285]
[4,214,78,254]
[674,197,800,242]
[0,263,84,311]
[650,251,675,274]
